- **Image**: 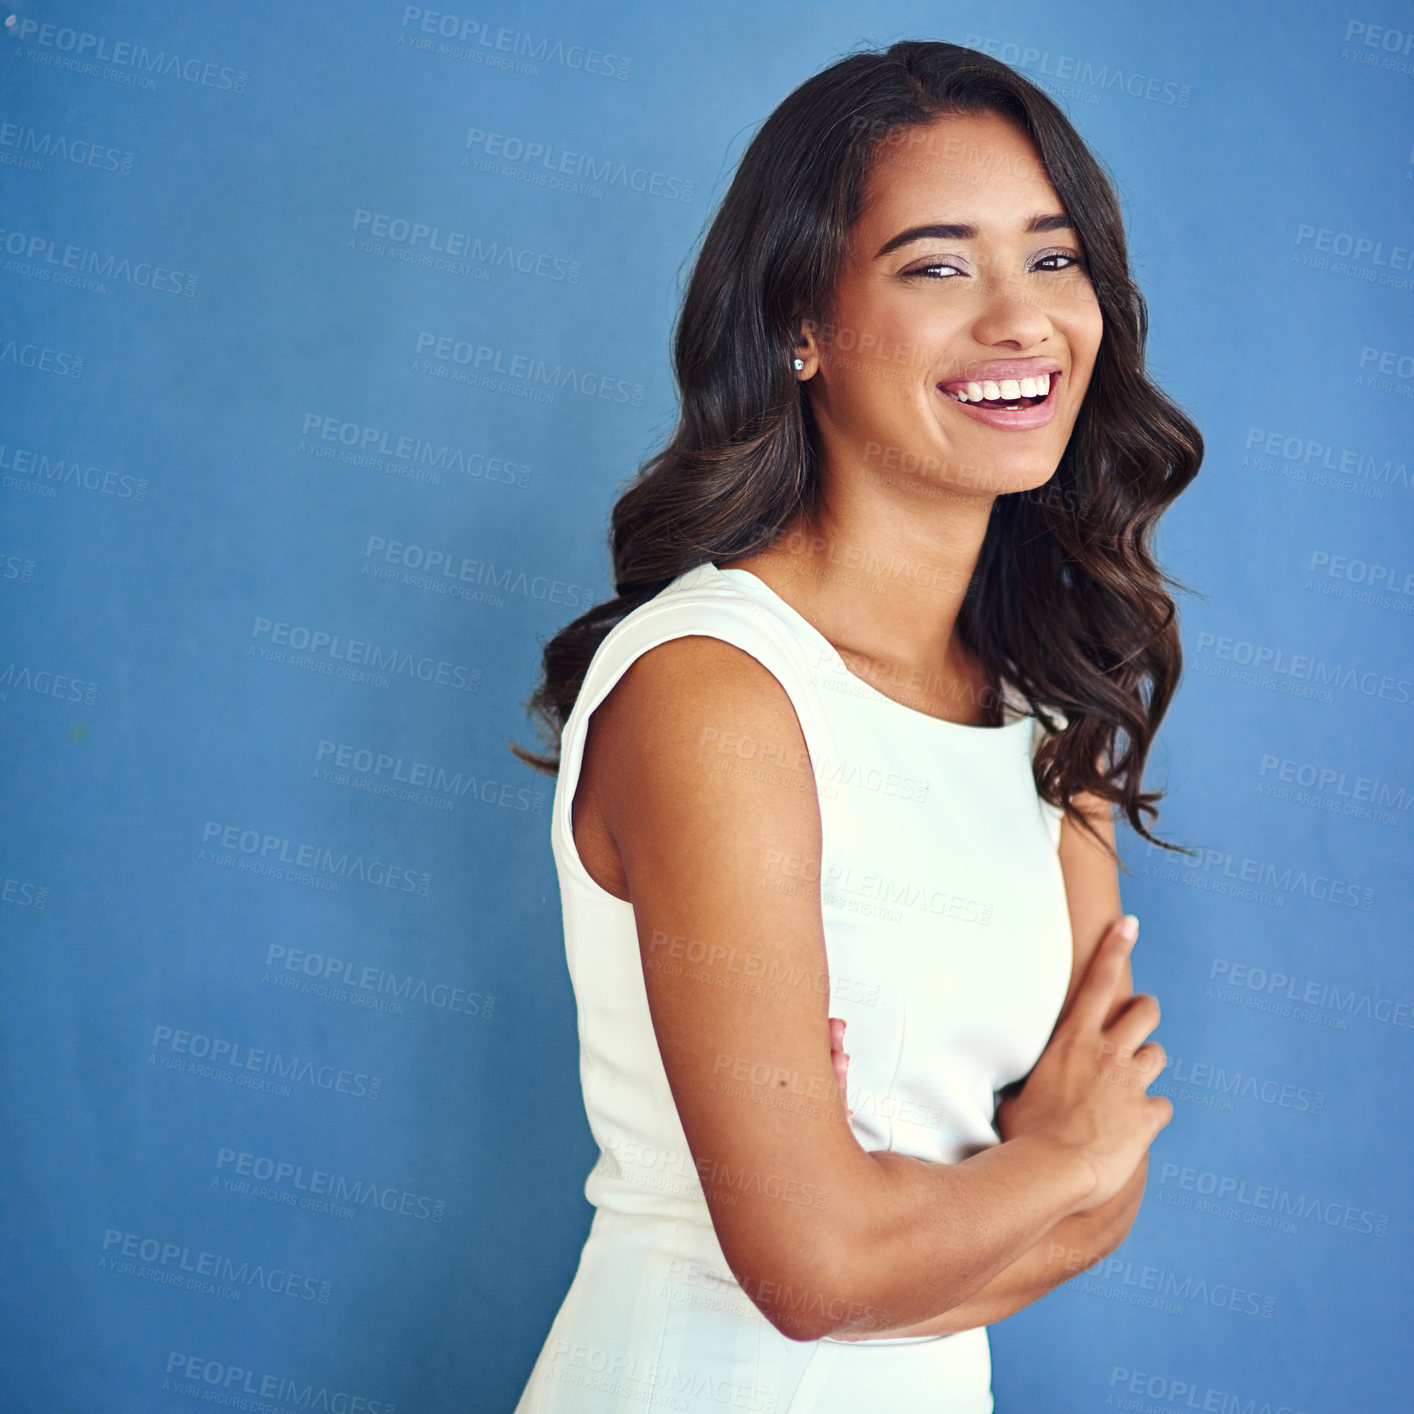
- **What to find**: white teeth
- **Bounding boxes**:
[947,372,1052,404]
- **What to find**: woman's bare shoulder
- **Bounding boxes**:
[591,632,821,840]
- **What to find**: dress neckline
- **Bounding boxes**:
[706,563,1035,736]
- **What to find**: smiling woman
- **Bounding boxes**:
[785,107,1105,543]
[509,38,1202,1414]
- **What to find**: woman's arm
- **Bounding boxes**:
[837,772,1152,1339]
[831,1147,1148,1338]
[587,638,1165,1342]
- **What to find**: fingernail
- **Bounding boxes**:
[1118,915,1139,942]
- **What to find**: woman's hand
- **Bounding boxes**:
[828,1015,853,1120]
[994,916,1172,1211]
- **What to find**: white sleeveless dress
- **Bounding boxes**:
[513,561,1075,1414]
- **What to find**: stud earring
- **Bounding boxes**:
[792,357,804,371]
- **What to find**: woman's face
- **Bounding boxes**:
[802,109,1103,500]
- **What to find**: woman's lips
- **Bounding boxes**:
[936,370,1062,431]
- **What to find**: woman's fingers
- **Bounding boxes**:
[1103,992,1165,1079]
[829,1016,852,1119]
[994,915,1172,1208]
[1065,916,1139,1036]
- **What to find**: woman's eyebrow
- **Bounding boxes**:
[874,211,1074,259]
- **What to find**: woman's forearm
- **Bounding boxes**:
[810,1132,1095,1340]
[833,1152,1149,1341]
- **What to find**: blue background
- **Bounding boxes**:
[3,2,1411,1410]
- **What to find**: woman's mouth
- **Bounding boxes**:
[936,369,1062,431]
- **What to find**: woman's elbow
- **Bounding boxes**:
[737,1228,875,1343]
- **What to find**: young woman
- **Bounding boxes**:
[509,38,1201,1414]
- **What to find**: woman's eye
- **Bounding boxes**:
[905,252,1086,279]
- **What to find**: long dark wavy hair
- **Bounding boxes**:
[509,38,1202,861]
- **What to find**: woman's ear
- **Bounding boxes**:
[792,319,823,379]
